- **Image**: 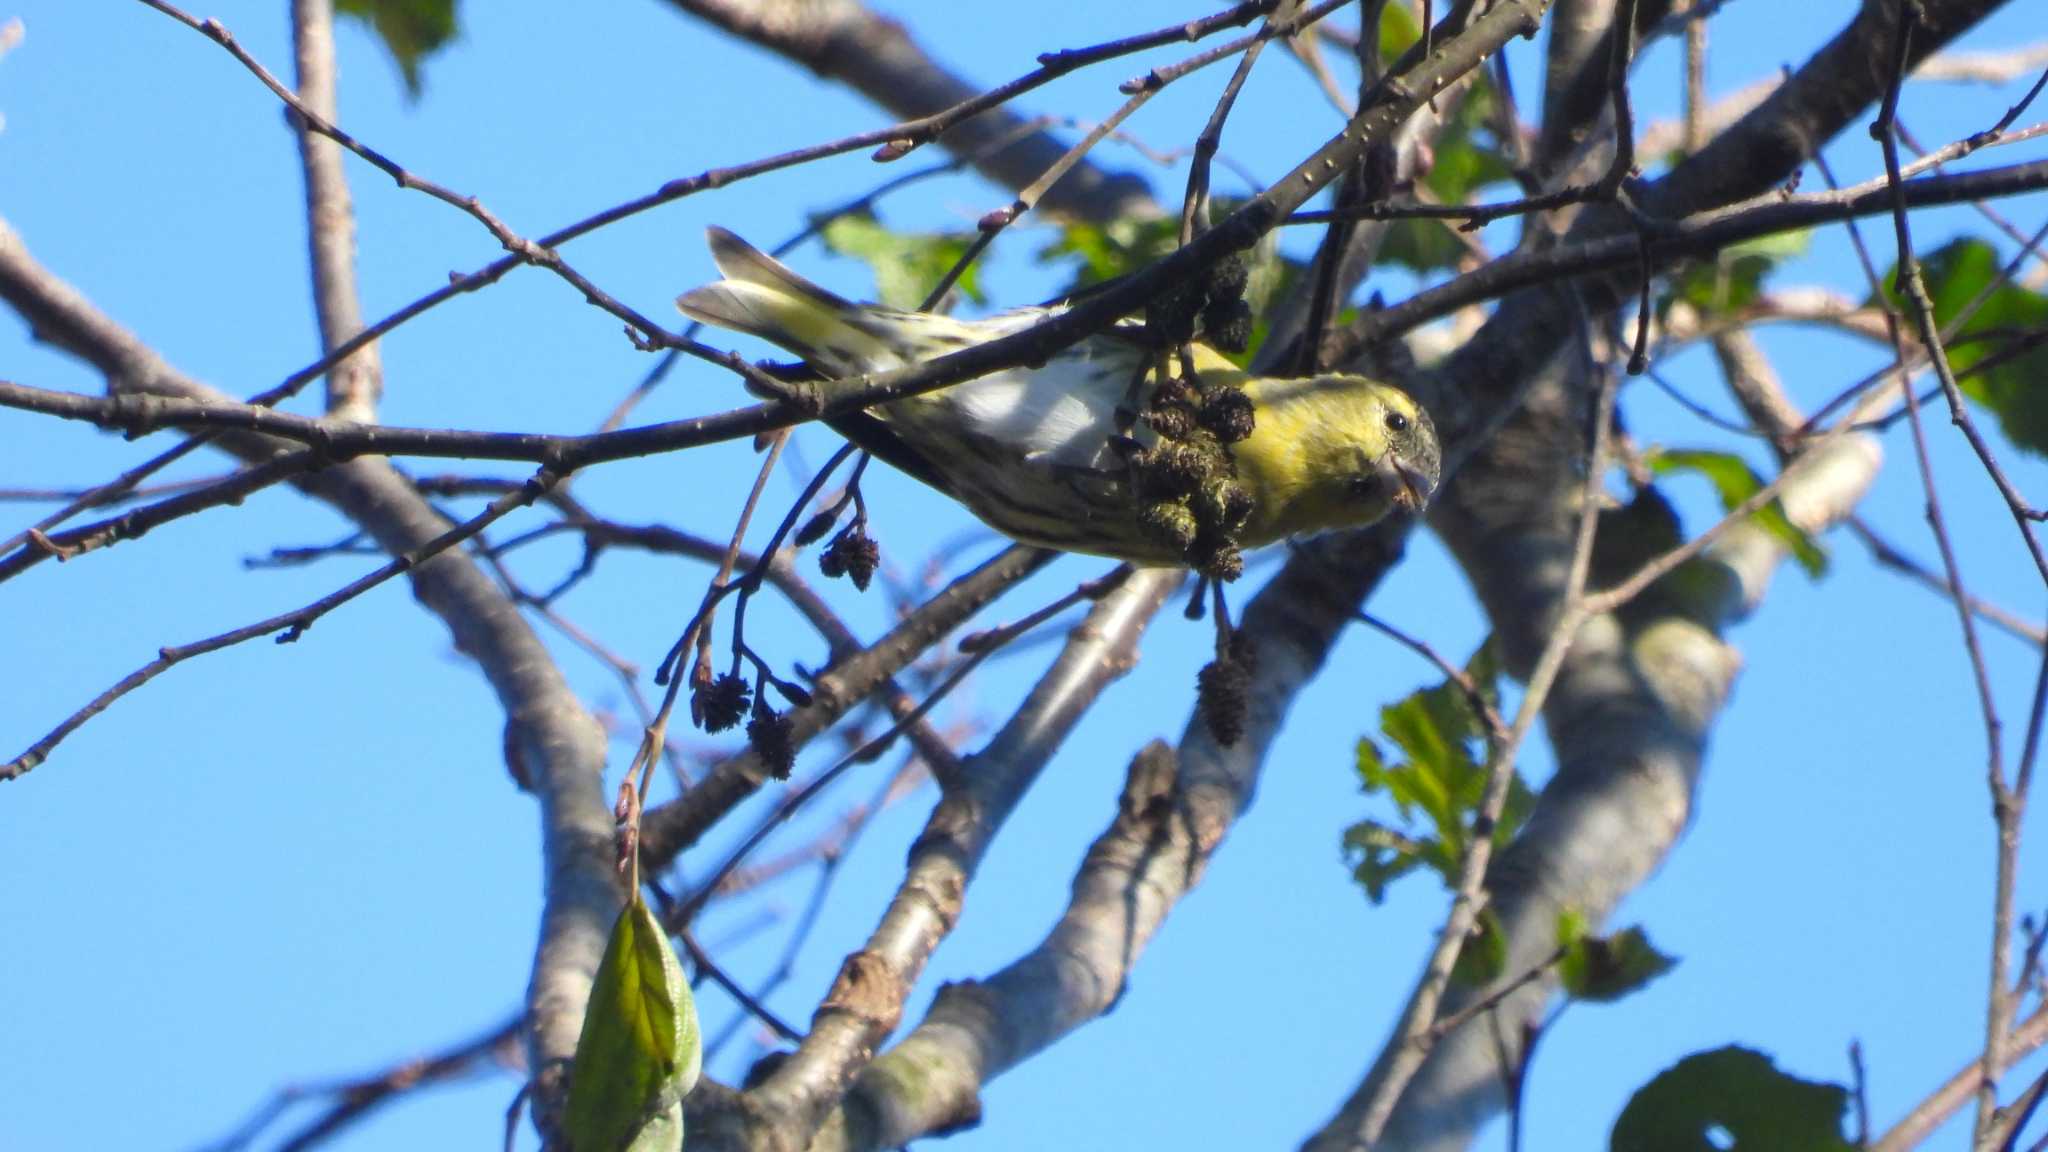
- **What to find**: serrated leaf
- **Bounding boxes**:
[1342,819,1428,902]
[820,214,984,311]
[1344,643,1530,903]
[1876,236,2048,456]
[335,0,456,96]
[565,893,702,1152]
[1559,923,1677,1003]
[1611,1047,1854,1152]
[1647,449,1827,577]
[1666,229,1809,317]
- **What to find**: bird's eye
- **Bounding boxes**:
[1385,411,1410,433]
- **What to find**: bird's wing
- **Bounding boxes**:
[904,325,1152,471]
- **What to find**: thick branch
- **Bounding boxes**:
[289,0,381,422]
[0,217,617,1133]
[638,546,1053,870]
[660,0,1158,221]
[1331,359,1882,1152]
[798,526,1414,1152]
[737,570,1180,1147]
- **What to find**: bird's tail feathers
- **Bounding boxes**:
[676,227,889,376]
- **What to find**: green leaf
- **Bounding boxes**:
[1341,818,1429,903]
[1611,1047,1854,1152]
[336,0,457,97]
[1381,71,1513,274]
[1876,236,2048,456]
[1558,917,1678,1003]
[1035,215,1183,289]
[1034,199,1287,316]
[1666,229,1809,317]
[820,214,984,311]
[1373,0,1424,66]
[1646,449,1827,577]
[1451,908,1508,987]
[1343,641,1531,903]
[565,893,702,1152]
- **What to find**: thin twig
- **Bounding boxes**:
[3,470,561,780]
[1353,349,1621,1145]
[1873,14,2017,1136]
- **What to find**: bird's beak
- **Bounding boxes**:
[1391,460,1435,512]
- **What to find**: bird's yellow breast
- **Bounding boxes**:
[1231,378,1394,546]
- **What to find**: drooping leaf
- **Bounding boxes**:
[821,214,984,311]
[1343,641,1532,903]
[564,893,702,1152]
[336,0,457,96]
[1646,448,1827,577]
[1665,229,1810,317]
[1611,1047,1854,1152]
[1557,912,1678,1003]
[1875,236,2048,456]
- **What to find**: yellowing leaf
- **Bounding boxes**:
[564,893,702,1152]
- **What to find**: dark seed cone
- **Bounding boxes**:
[1152,373,1195,409]
[747,706,797,780]
[694,672,752,733]
[1146,279,1205,344]
[1139,500,1200,552]
[1193,535,1244,583]
[1136,440,1216,501]
[1193,480,1254,536]
[1205,252,1251,305]
[1197,655,1252,747]
[1145,403,1197,442]
[1201,296,1255,355]
[1198,385,1256,443]
[822,528,880,592]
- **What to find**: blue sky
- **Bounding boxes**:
[2,2,2045,1150]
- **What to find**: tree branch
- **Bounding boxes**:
[740,569,1180,1146]
[288,0,381,422]
[658,0,1160,222]
[794,524,1415,1152]
[0,216,618,1135]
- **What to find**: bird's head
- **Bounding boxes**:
[1348,385,1441,515]
[1232,375,1442,546]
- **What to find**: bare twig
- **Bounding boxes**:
[1348,350,1620,1148]
[287,0,381,423]
[1872,14,2020,1136]
[4,470,561,780]
[195,1014,522,1152]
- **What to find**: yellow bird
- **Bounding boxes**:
[676,228,1440,569]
